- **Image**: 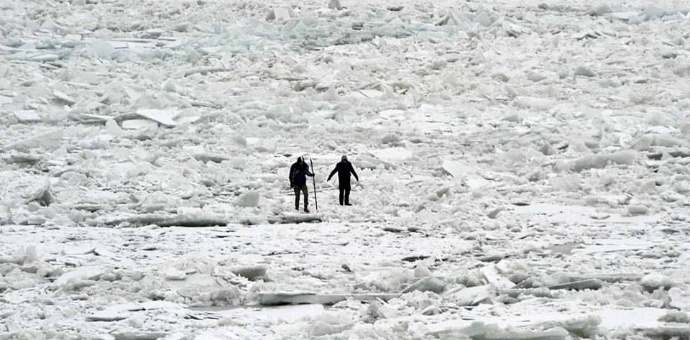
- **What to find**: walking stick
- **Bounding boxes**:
[310,158,318,211]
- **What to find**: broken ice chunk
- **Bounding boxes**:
[30,54,60,62]
[565,151,636,172]
[105,119,124,136]
[527,71,547,82]
[86,311,128,322]
[514,96,556,111]
[259,293,398,306]
[192,154,229,163]
[669,287,690,311]
[171,22,191,32]
[266,7,295,22]
[487,207,503,219]
[64,245,96,256]
[164,268,187,281]
[436,11,466,27]
[447,285,494,306]
[652,135,684,148]
[161,79,180,93]
[7,153,42,165]
[607,11,640,22]
[122,119,158,130]
[475,10,496,27]
[636,325,690,340]
[231,266,267,281]
[357,155,397,170]
[53,90,76,105]
[234,191,260,207]
[642,7,672,21]
[480,265,515,289]
[484,327,569,340]
[55,266,106,286]
[658,311,690,323]
[138,29,163,39]
[13,110,41,123]
[25,181,55,206]
[587,5,613,16]
[627,205,648,216]
[574,66,596,77]
[0,95,13,105]
[549,279,603,291]
[641,273,674,292]
[414,264,432,278]
[401,276,446,294]
[90,41,116,59]
[112,332,168,340]
[136,109,180,127]
[328,0,343,10]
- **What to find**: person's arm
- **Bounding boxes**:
[289,164,295,187]
[307,165,314,177]
[350,163,359,181]
[327,164,338,181]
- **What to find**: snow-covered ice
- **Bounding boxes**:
[1,0,690,338]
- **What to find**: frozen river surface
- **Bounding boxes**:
[1,0,690,339]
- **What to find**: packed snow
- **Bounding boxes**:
[1,0,690,339]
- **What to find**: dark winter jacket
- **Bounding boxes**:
[327,160,359,188]
[290,159,313,187]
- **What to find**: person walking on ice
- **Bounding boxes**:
[290,157,314,212]
[327,155,359,206]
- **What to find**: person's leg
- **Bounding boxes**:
[294,187,300,210]
[302,186,309,209]
[339,187,344,205]
[344,186,351,205]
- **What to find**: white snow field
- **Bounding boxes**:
[1,0,690,339]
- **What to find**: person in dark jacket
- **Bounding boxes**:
[327,155,359,206]
[289,157,314,212]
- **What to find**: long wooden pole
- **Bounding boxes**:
[310,158,318,211]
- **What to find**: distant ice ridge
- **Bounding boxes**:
[606,7,690,23]
[3,4,688,64]
[0,3,526,63]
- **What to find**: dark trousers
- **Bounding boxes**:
[294,185,308,209]
[339,186,351,205]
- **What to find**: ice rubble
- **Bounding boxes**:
[2,0,690,338]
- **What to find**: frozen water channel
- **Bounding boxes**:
[1,0,690,339]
